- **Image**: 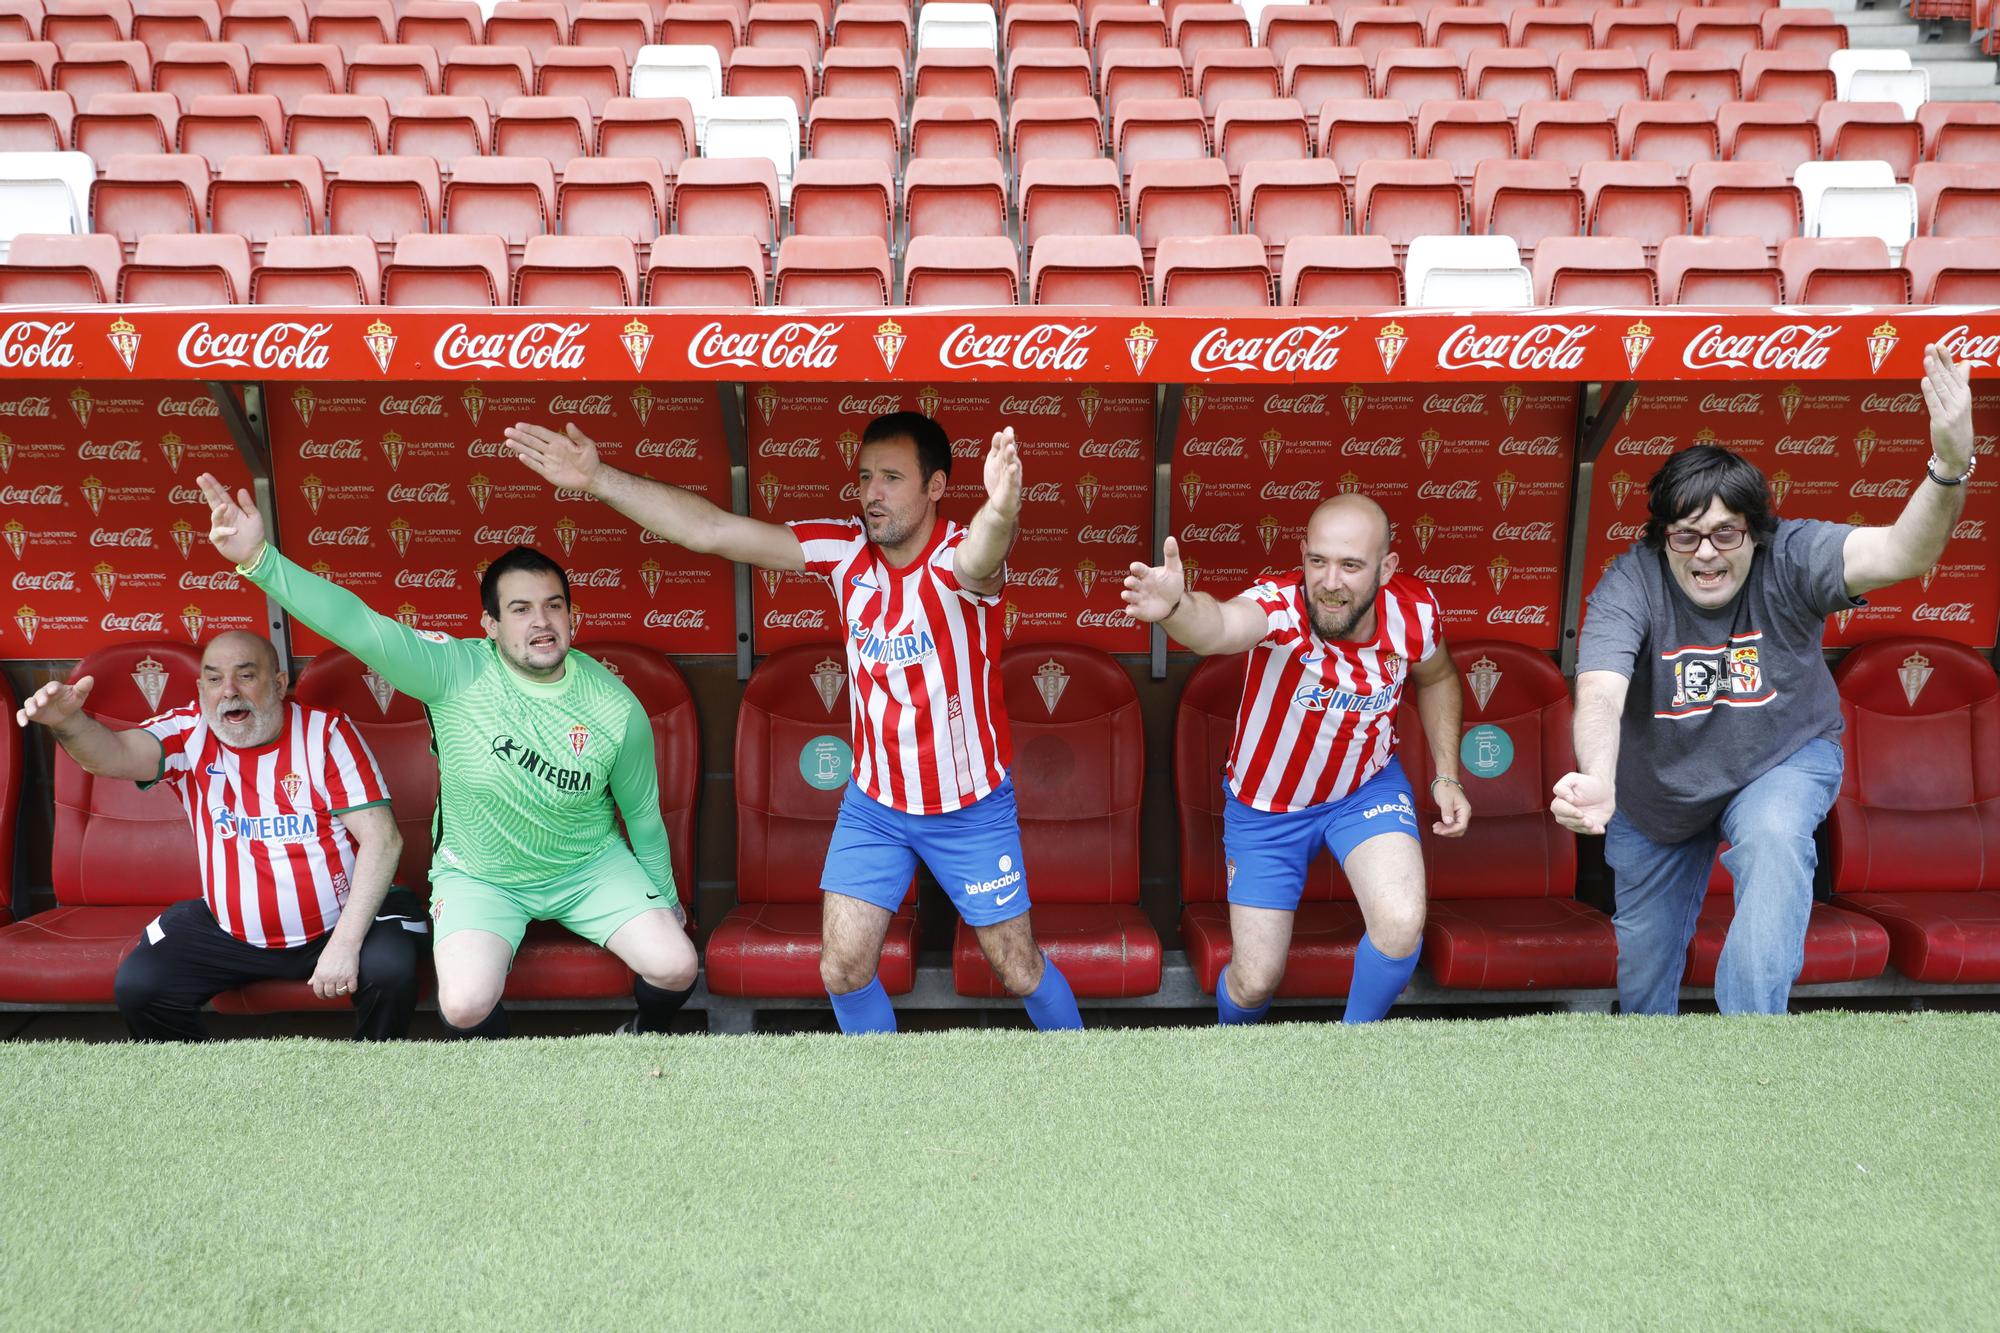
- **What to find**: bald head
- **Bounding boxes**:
[201,629,279,676]
[1307,494,1392,561]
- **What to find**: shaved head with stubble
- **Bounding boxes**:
[1300,494,1398,642]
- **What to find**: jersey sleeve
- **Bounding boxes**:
[1576,555,1648,679]
[1243,579,1301,648]
[1774,518,1863,620]
[930,526,1000,605]
[1412,582,1445,663]
[608,694,679,908]
[136,707,197,787]
[316,711,392,814]
[786,518,864,583]
[238,544,486,703]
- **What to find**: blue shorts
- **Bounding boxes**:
[1222,757,1420,911]
[821,777,1032,928]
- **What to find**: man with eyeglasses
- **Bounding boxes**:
[1552,344,1979,1015]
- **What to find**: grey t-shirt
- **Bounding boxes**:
[1576,518,1861,844]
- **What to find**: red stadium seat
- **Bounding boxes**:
[1355,158,1464,250]
[903,156,1008,240]
[772,232,890,304]
[0,37,57,95]
[208,152,324,252]
[910,94,1002,159]
[1002,2,1083,50]
[119,229,248,301]
[1919,102,2000,164]
[1657,232,1782,302]
[645,233,765,305]
[1376,47,1464,105]
[1470,49,1557,120]
[1532,233,1657,304]
[1129,156,1235,267]
[0,88,73,149]
[1017,156,1123,250]
[44,0,133,45]
[1419,98,1514,186]
[1214,96,1309,177]
[72,87,175,156]
[1282,232,1402,304]
[493,94,592,173]
[658,3,740,58]
[1648,49,1740,117]
[536,44,625,117]
[514,232,638,305]
[442,43,532,106]
[672,156,779,253]
[0,230,121,300]
[1912,162,2000,237]
[744,1,826,60]
[1285,45,1370,118]
[382,230,508,305]
[248,42,342,113]
[484,0,569,60]
[1509,7,1591,56]
[1686,850,1888,989]
[1761,7,1845,59]
[1029,232,1146,303]
[0,642,203,1006]
[1518,99,1615,178]
[286,91,387,160]
[1558,50,1646,108]
[177,89,281,168]
[1173,2,1251,63]
[1341,4,1420,61]
[1689,160,1800,253]
[250,231,378,303]
[806,96,903,178]
[953,646,1161,999]
[1903,235,2000,301]
[1718,100,1818,177]
[706,645,918,1000]
[788,157,894,245]
[912,48,997,100]
[1241,157,1347,266]
[821,46,905,102]
[0,677,14,926]
[1010,94,1104,169]
[1820,101,1921,181]
[1473,158,1584,257]
[54,39,149,101]
[1260,6,1338,67]
[1100,47,1188,121]
[1089,2,1168,53]
[1830,639,2000,984]
[441,155,555,252]
[901,232,1020,304]
[556,155,666,250]
[327,155,440,251]
[1618,100,1719,178]
[1579,159,1690,257]
[724,45,812,115]
[153,38,245,99]
[1594,5,1678,59]
[90,150,208,246]
[596,96,694,173]
[1740,50,1833,107]
[1155,232,1271,305]
[1316,96,1414,181]
[308,0,390,60]
[570,3,652,62]
[1194,47,1278,117]
[1428,5,1508,62]
[397,0,481,48]
[388,93,489,171]
[132,0,217,60]
[1113,94,1209,172]
[1680,5,1763,57]
[830,3,910,55]
[1778,235,1911,304]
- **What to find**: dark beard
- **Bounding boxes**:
[1308,585,1378,641]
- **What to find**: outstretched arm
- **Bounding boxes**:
[1121,536,1270,655]
[505,422,804,572]
[15,677,162,781]
[199,473,482,704]
[954,427,1020,594]
[1843,342,1975,596]
[1410,646,1470,837]
[1552,670,1628,835]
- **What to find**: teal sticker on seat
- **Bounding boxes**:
[800,735,852,791]
[1461,724,1514,780]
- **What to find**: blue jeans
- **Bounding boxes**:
[1604,737,1844,1016]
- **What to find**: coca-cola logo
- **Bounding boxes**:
[1191,324,1346,374]
[1682,323,1836,372]
[467,440,513,458]
[378,393,445,416]
[299,438,363,460]
[1078,524,1142,544]
[1858,393,1922,414]
[1438,323,1589,372]
[1074,608,1128,628]
[757,437,822,459]
[0,320,75,369]
[0,484,62,503]
[1078,438,1143,459]
[475,525,537,544]
[1417,481,1479,500]
[756,609,820,630]
[838,394,902,415]
[1264,393,1328,414]
[1493,521,1557,542]
[394,569,458,588]
[1912,602,1975,622]
[1341,436,1403,457]
[156,396,218,417]
[167,486,202,504]
[435,321,587,372]
[178,571,240,591]
[1486,605,1550,624]
[1412,564,1474,584]
[1023,482,1062,503]
[569,567,622,588]
[548,393,612,415]
[1953,520,1985,540]
[636,438,699,458]
[0,396,50,416]
[90,527,152,547]
[101,611,164,632]
[1006,567,1061,588]
[11,570,73,590]
[1422,393,1487,414]
[1180,523,1243,542]
[177,320,331,371]
[838,482,861,503]
[942,321,1093,373]
[997,394,1065,416]
[1183,436,1246,457]
[308,525,371,546]
[386,483,451,503]
[1850,478,1914,499]
[1604,522,1646,542]
[1697,393,1762,414]
[1775,435,1838,455]
[1612,435,1676,456]
[1500,435,1563,456]
[1938,323,2000,368]
[687,320,841,371]
[1260,480,1323,501]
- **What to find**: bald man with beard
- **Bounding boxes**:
[1125,496,1470,1024]
[17,631,422,1041]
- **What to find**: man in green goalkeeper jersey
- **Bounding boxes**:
[197,473,698,1038]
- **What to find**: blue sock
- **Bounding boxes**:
[1216,965,1272,1025]
[1021,954,1083,1031]
[826,974,897,1034]
[1343,933,1420,1024]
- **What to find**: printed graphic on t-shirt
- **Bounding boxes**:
[1655,631,1776,719]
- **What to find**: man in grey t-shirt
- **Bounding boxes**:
[1552,344,1979,1015]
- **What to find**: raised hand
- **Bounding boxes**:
[1921,342,1974,475]
[1121,536,1188,623]
[196,472,265,567]
[1550,771,1616,836]
[506,422,604,492]
[16,676,95,730]
[983,426,1021,516]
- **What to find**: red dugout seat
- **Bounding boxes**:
[953,646,1160,998]
[706,645,917,999]
[1829,639,2000,983]
[1685,850,1889,989]
[0,678,17,927]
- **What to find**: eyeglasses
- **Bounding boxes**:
[1665,526,1746,554]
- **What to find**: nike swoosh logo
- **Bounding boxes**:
[850,575,878,590]
[1301,653,1324,665]
[204,763,227,776]
[995,888,1021,907]
[645,892,662,900]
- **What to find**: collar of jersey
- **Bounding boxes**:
[486,641,577,698]
[871,514,950,577]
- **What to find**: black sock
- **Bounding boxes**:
[440,1005,510,1039]
[632,977,696,1033]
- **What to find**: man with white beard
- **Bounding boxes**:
[16,631,422,1040]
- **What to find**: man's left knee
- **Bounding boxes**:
[357,926,422,998]
[1367,896,1426,957]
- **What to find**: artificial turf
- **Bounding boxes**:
[2,1012,1995,1330]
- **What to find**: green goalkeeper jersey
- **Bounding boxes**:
[240,545,677,907]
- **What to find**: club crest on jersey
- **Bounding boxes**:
[568,723,590,756]
[851,620,936,668]
[812,656,846,713]
[280,772,305,804]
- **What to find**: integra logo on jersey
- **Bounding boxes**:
[1292,683,1396,713]
[212,806,318,841]
[489,735,593,792]
[849,621,937,667]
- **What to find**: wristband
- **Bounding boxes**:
[1926,455,1975,487]
[233,542,271,577]
[1430,776,1464,793]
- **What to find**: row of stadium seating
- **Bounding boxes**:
[1,634,1996,1016]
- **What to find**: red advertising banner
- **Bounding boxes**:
[746,382,1153,652]
[1585,382,2000,649]
[0,308,1995,384]
[267,382,734,654]
[1168,382,1578,650]
[0,382,266,659]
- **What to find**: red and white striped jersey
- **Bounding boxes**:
[788,517,1010,814]
[1225,571,1443,813]
[141,702,392,948]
